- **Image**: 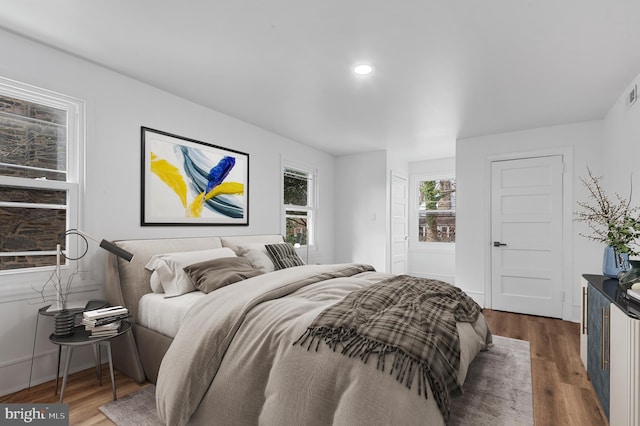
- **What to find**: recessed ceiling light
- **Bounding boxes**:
[353,64,374,76]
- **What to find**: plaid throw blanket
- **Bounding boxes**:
[294,275,482,424]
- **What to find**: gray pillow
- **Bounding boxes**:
[183,257,263,293]
[265,243,305,270]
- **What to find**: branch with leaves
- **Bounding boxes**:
[31,263,81,309]
[574,168,640,256]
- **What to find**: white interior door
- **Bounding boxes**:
[491,155,564,318]
[391,172,408,274]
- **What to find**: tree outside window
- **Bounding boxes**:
[418,178,456,243]
[0,80,82,272]
[283,166,314,246]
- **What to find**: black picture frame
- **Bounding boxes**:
[141,127,249,226]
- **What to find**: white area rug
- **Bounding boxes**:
[99,385,160,426]
[451,335,533,425]
[100,335,533,425]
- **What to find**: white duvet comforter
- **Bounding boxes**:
[156,264,491,426]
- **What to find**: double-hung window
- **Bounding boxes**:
[417,177,456,243]
[0,77,83,275]
[282,163,316,247]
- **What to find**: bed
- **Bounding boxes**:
[104,234,492,426]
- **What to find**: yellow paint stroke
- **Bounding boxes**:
[187,181,244,218]
[150,152,188,208]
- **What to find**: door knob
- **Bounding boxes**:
[493,241,507,247]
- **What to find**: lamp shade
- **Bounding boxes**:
[99,239,134,262]
[65,229,134,262]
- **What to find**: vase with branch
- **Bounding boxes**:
[574,168,640,278]
[30,244,83,336]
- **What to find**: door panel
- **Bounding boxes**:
[501,193,551,214]
[390,173,408,274]
[500,164,555,187]
[500,249,551,269]
[491,155,563,317]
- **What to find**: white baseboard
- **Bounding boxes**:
[569,304,581,324]
[0,343,97,398]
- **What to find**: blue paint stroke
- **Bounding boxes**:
[206,156,235,195]
[177,145,244,218]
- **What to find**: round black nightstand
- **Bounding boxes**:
[49,321,131,403]
[28,300,108,394]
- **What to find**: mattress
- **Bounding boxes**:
[137,291,206,337]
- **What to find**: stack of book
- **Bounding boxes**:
[627,288,640,303]
[82,306,129,338]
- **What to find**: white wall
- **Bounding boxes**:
[407,157,456,283]
[456,121,603,319]
[602,71,640,226]
[335,151,388,272]
[0,28,337,396]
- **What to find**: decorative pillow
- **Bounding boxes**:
[149,271,163,293]
[265,243,305,270]
[144,247,237,298]
[237,243,276,273]
[184,257,263,293]
[220,235,285,255]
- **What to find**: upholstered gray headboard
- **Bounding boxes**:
[105,234,286,321]
[103,234,284,382]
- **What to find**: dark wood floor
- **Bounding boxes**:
[2,309,608,425]
[0,366,150,425]
[483,309,607,426]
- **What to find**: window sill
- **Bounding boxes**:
[0,279,102,304]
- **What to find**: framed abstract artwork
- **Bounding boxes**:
[141,127,249,226]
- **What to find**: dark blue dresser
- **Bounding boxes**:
[582,274,640,425]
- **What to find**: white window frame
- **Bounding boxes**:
[0,76,85,298]
[412,174,456,247]
[281,159,317,249]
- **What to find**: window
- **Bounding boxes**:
[282,164,315,247]
[417,177,456,243]
[0,77,83,273]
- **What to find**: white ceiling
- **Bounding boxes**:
[2,1,640,159]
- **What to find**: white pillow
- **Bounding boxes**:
[149,270,163,293]
[237,243,275,273]
[144,247,237,298]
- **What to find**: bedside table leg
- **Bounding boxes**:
[54,346,61,395]
[92,344,102,385]
[59,346,74,403]
[105,341,116,400]
[28,312,40,390]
